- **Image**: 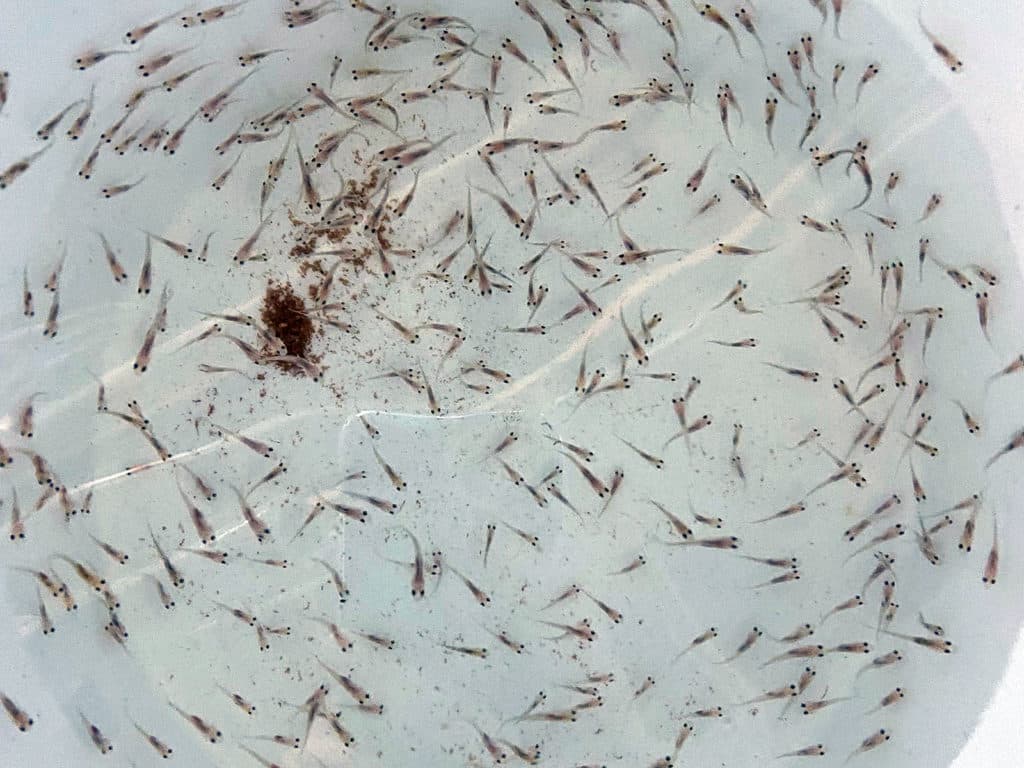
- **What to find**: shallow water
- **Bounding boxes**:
[1,1,1023,766]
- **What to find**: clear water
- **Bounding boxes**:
[1,1,1022,766]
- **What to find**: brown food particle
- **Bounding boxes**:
[291,240,314,257]
[261,282,314,372]
[298,258,326,277]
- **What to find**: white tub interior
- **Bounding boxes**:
[1,1,1023,766]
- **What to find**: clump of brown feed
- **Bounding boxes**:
[261,281,314,373]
